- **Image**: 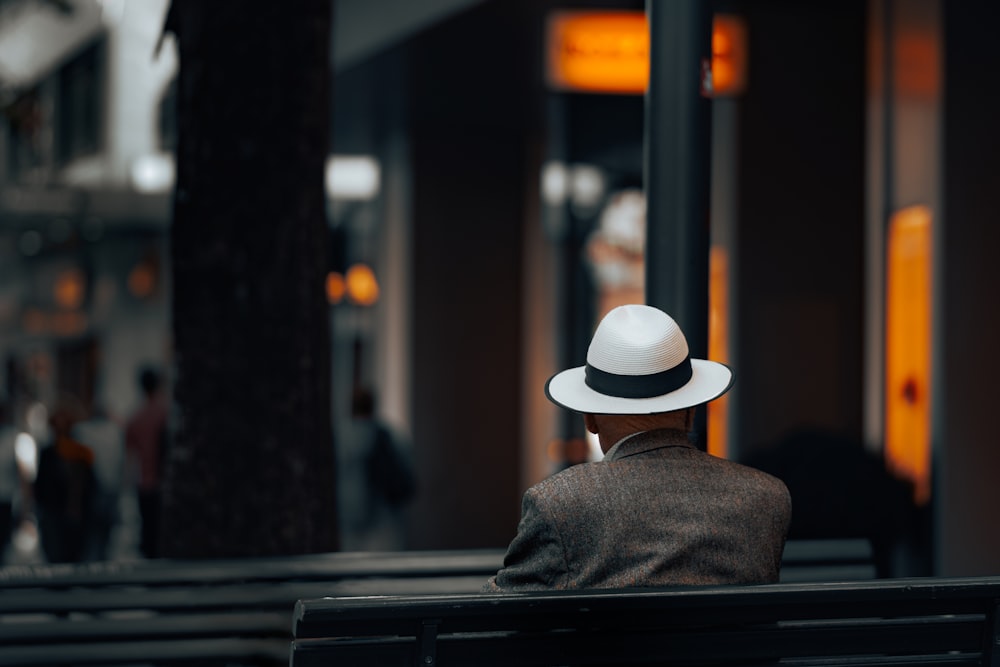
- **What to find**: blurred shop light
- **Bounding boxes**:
[15,432,37,482]
[707,245,730,459]
[711,14,747,96]
[53,268,86,309]
[541,161,569,205]
[885,204,932,505]
[130,153,381,199]
[130,153,175,194]
[546,10,648,95]
[570,164,606,211]
[21,308,87,336]
[345,263,379,306]
[545,10,747,97]
[326,156,380,201]
[128,257,158,299]
[541,161,606,211]
[51,310,87,336]
[326,271,346,305]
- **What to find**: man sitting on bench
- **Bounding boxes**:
[484,304,792,592]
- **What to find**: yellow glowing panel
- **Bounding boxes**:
[885,205,932,505]
[546,12,747,96]
[707,246,729,458]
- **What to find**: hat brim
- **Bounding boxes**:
[545,359,734,415]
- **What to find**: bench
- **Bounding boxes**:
[0,548,505,667]
[0,539,876,665]
[290,575,1000,666]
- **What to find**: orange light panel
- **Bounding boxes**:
[885,205,932,505]
[707,246,729,458]
[547,11,649,94]
[711,15,748,96]
[546,11,747,96]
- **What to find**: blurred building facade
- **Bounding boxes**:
[0,0,173,429]
[0,0,998,577]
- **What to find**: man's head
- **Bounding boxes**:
[545,304,733,450]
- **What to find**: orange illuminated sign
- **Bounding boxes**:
[885,205,932,505]
[707,245,730,458]
[547,11,649,95]
[711,14,748,96]
[546,11,747,96]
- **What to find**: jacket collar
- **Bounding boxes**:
[603,428,695,462]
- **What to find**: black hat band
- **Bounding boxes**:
[584,356,693,399]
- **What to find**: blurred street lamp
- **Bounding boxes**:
[130,153,175,194]
[53,267,85,308]
[326,270,346,305]
[325,156,380,201]
[345,263,379,306]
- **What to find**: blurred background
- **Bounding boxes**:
[0,0,998,577]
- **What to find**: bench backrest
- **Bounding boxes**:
[0,540,880,666]
[291,576,1000,667]
[0,549,504,667]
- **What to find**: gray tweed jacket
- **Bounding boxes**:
[483,428,791,592]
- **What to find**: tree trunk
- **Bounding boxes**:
[161,0,338,557]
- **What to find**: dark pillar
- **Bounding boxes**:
[643,0,713,438]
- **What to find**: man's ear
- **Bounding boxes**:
[584,413,599,434]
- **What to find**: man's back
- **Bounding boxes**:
[485,429,791,592]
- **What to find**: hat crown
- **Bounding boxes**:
[586,304,689,376]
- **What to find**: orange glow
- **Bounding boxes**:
[546,11,747,96]
[21,308,87,336]
[50,310,87,336]
[53,268,85,309]
[896,30,940,99]
[326,271,346,305]
[711,15,748,96]
[346,263,379,306]
[547,11,648,94]
[707,246,729,458]
[885,205,932,505]
[128,260,157,299]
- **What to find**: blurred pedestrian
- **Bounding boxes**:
[0,401,19,563]
[34,396,97,563]
[338,387,416,551]
[72,404,124,561]
[125,367,168,559]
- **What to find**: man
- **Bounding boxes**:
[484,304,791,591]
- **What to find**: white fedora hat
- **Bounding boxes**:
[545,304,733,415]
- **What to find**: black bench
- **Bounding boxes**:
[290,575,1000,666]
[0,539,875,666]
[0,548,505,667]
